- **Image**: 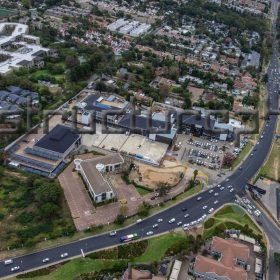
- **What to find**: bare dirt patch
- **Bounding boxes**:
[130,160,186,189]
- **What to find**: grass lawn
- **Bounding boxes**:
[135,186,152,196]
[14,259,126,280]
[134,233,186,262]
[31,69,65,84]
[231,140,254,169]
[15,233,187,280]
[259,120,280,181]
[203,205,261,240]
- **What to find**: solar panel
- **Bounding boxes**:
[25,147,60,161]
[12,154,54,171]
[50,127,69,141]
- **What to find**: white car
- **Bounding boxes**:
[146,231,153,236]
[227,185,232,189]
[208,208,214,213]
[169,218,176,224]
[247,209,252,214]
[152,223,158,228]
[182,223,189,228]
[157,218,163,223]
[197,196,202,201]
[254,210,261,217]
[220,187,225,191]
[214,200,219,205]
[202,205,208,210]
[184,213,190,218]
[209,189,214,194]
[214,193,219,196]
[42,258,50,263]
[177,221,183,226]
[11,266,20,272]
[229,188,234,193]
[61,253,68,258]
[225,178,230,182]
[109,231,117,237]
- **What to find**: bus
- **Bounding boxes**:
[120,233,138,243]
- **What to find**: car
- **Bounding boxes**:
[177,221,183,226]
[257,220,262,225]
[202,205,207,210]
[169,218,176,224]
[214,192,219,196]
[220,187,225,191]
[181,207,187,212]
[209,189,214,194]
[229,188,234,193]
[109,231,117,237]
[227,185,232,189]
[152,223,158,228]
[146,231,153,236]
[184,213,190,218]
[42,258,50,263]
[61,253,68,258]
[197,196,202,201]
[247,209,252,214]
[214,200,219,204]
[182,223,189,228]
[250,153,253,157]
[157,218,163,223]
[239,166,242,170]
[208,208,214,213]
[225,178,230,182]
[254,210,261,216]
[11,266,20,272]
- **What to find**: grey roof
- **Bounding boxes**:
[80,154,123,195]
[0,92,9,101]
[34,124,80,154]
[16,97,27,105]
[7,86,22,95]
[181,115,215,129]
[118,113,170,132]
[83,94,120,112]
[7,94,19,103]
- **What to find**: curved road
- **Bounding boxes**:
[1,7,280,280]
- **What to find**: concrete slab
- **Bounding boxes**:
[99,133,129,150]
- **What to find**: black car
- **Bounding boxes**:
[181,207,187,212]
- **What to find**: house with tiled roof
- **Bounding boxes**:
[191,237,252,280]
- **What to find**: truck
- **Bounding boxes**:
[120,233,138,243]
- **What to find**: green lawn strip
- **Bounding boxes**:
[15,259,126,280]
[203,205,261,239]
[231,140,254,169]
[16,233,187,280]
[134,233,186,262]
[259,120,280,181]
[135,186,152,196]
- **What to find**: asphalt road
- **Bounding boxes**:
[1,7,280,280]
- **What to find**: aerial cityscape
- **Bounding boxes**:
[0,0,279,279]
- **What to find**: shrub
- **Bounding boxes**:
[204,218,215,229]
[114,214,125,225]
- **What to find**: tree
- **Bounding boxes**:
[65,55,79,69]
[193,169,198,181]
[274,252,280,266]
[35,181,62,203]
[137,203,149,217]
[120,205,128,216]
[159,83,169,101]
[157,182,171,197]
[114,214,125,225]
[40,203,59,218]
